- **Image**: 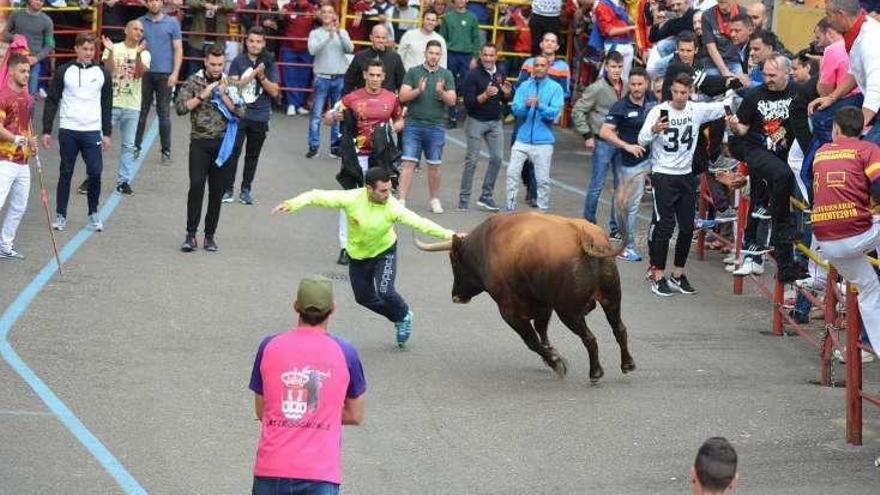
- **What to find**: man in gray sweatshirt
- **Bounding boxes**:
[3,0,55,95]
[306,4,354,159]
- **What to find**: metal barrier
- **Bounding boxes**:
[696,160,879,445]
[1,5,100,73]
[99,4,317,93]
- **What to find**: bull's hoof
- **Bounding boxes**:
[589,365,605,384]
[551,356,568,378]
[621,360,636,374]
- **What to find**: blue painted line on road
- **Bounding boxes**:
[444,134,652,222]
[0,119,159,495]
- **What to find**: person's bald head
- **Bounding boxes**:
[746,3,767,29]
[370,24,390,51]
[124,19,145,44]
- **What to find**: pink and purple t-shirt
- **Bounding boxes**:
[820,40,860,98]
[249,327,366,484]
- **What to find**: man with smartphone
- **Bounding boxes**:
[638,72,730,297]
[457,43,512,212]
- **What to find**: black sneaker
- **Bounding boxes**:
[328,148,340,159]
[651,276,674,297]
[77,179,88,195]
[203,235,218,252]
[181,234,197,252]
[337,248,350,265]
[116,182,133,195]
[778,264,809,283]
[305,148,318,158]
[669,274,697,294]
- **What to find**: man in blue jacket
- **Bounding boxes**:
[505,56,564,212]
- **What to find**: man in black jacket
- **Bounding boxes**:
[661,31,736,101]
[457,43,511,211]
[342,25,405,95]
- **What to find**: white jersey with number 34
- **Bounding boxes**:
[638,101,727,175]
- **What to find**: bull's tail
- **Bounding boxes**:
[578,171,647,258]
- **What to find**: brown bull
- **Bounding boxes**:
[416,212,635,383]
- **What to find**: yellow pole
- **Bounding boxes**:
[491,0,500,45]
[340,0,349,30]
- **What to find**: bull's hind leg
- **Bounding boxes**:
[598,287,636,374]
[499,309,568,377]
[556,312,604,383]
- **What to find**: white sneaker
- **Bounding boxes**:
[88,213,104,232]
[429,198,443,214]
[52,213,67,231]
[795,276,817,290]
[0,248,24,260]
[733,259,757,276]
[833,348,876,363]
[723,252,742,265]
[296,107,310,116]
[286,105,297,116]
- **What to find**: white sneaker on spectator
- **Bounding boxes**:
[296,107,310,116]
[733,259,761,276]
[723,253,742,265]
[429,198,443,214]
[286,105,297,116]
[833,348,875,363]
[795,276,818,290]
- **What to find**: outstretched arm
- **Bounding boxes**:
[271,189,353,214]
[394,206,454,239]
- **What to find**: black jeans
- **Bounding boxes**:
[529,13,562,56]
[348,243,409,323]
[225,119,268,192]
[744,147,796,268]
[57,129,103,216]
[136,72,172,154]
[187,138,231,236]
[648,172,698,271]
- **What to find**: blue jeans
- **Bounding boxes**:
[447,51,472,122]
[616,159,650,249]
[583,138,619,232]
[308,76,343,151]
[28,62,41,95]
[810,93,864,144]
[402,122,445,164]
[56,129,103,217]
[112,107,139,184]
[348,243,409,323]
[252,477,339,495]
[280,47,313,110]
[703,62,744,76]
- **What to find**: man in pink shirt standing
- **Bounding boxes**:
[249,275,367,495]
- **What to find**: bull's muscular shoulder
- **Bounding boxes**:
[486,213,617,259]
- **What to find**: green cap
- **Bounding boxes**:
[296,275,334,313]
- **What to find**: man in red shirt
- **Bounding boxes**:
[326,59,405,264]
[0,54,36,260]
[281,0,317,115]
[812,106,880,357]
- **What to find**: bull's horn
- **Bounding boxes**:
[414,238,453,251]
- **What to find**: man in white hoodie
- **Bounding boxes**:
[41,33,113,233]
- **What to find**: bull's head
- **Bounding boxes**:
[414,234,484,304]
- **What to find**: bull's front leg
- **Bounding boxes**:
[498,308,568,377]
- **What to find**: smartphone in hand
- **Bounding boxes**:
[659,108,669,121]
[724,105,733,116]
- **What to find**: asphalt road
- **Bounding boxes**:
[1,109,878,494]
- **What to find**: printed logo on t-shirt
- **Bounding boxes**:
[280,366,331,420]
[240,67,262,104]
[756,97,792,152]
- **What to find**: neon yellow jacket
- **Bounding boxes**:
[284,189,455,260]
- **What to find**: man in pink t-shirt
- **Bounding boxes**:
[249,275,367,494]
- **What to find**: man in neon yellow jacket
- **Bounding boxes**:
[272,167,455,347]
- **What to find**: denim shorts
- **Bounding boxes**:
[402,122,445,165]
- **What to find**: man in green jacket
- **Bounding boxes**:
[272,167,456,347]
[438,0,481,128]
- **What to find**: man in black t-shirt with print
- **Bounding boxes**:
[726,55,807,283]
